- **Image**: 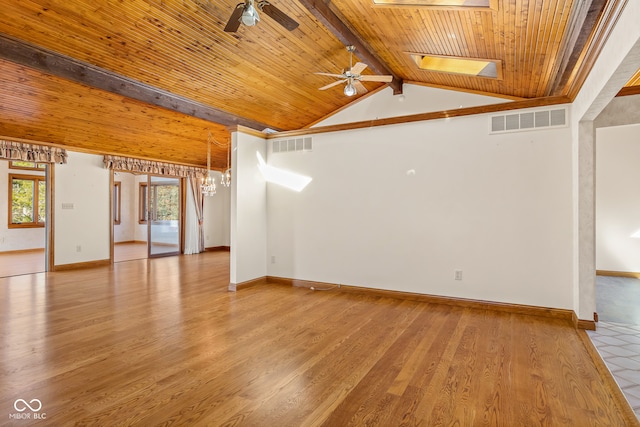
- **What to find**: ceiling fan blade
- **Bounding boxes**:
[359,75,394,82]
[224,4,245,32]
[354,80,368,94]
[319,80,347,91]
[315,72,346,78]
[350,62,368,75]
[261,3,299,31]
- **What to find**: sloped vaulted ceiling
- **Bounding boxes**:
[0,0,634,168]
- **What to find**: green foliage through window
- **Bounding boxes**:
[9,174,46,227]
[150,184,179,221]
[10,161,46,170]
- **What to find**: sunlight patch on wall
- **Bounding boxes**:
[256,152,312,192]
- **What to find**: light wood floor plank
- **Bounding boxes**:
[0,252,633,425]
[0,242,148,278]
[0,249,45,277]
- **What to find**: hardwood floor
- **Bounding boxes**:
[0,249,45,278]
[0,252,633,425]
[0,243,147,278]
[114,241,148,262]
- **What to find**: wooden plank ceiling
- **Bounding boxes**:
[0,0,634,168]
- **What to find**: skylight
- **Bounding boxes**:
[373,0,496,9]
[408,53,502,79]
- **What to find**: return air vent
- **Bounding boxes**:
[271,137,312,153]
[490,108,567,134]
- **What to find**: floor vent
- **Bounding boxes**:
[272,137,312,153]
[490,108,567,134]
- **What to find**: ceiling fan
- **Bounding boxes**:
[224,0,299,32]
[316,46,394,97]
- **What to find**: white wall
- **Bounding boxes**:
[266,109,574,309]
[0,160,46,251]
[314,84,510,127]
[53,154,227,265]
[203,171,231,248]
[134,174,148,242]
[596,123,640,272]
[230,132,267,285]
[113,171,136,243]
[54,151,110,265]
[0,151,229,265]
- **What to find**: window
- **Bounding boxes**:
[9,174,46,228]
[114,181,121,225]
[138,181,180,224]
[9,161,46,171]
[148,182,179,222]
[139,182,148,224]
[407,53,502,79]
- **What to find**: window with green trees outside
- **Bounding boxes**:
[9,174,46,228]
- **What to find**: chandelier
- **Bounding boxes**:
[201,130,217,196]
[220,139,231,188]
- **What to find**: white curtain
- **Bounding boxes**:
[184,178,201,255]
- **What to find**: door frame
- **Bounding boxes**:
[146,174,183,259]
[109,170,186,262]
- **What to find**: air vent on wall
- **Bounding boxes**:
[490,108,567,134]
[271,137,312,153]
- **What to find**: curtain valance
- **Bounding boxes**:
[0,140,67,164]
[103,155,207,179]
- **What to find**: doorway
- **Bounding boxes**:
[594,123,640,324]
[0,160,49,277]
[147,175,181,257]
[112,171,182,262]
[113,171,147,262]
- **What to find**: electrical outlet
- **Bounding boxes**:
[271,256,276,264]
[76,245,82,253]
[454,269,463,281]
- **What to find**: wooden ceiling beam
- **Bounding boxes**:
[0,33,275,132]
[548,0,607,96]
[297,0,403,95]
[617,86,640,97]
[553,0,626,100]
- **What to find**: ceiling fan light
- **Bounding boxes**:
[241,4,259,26]
[344,82,357,96]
